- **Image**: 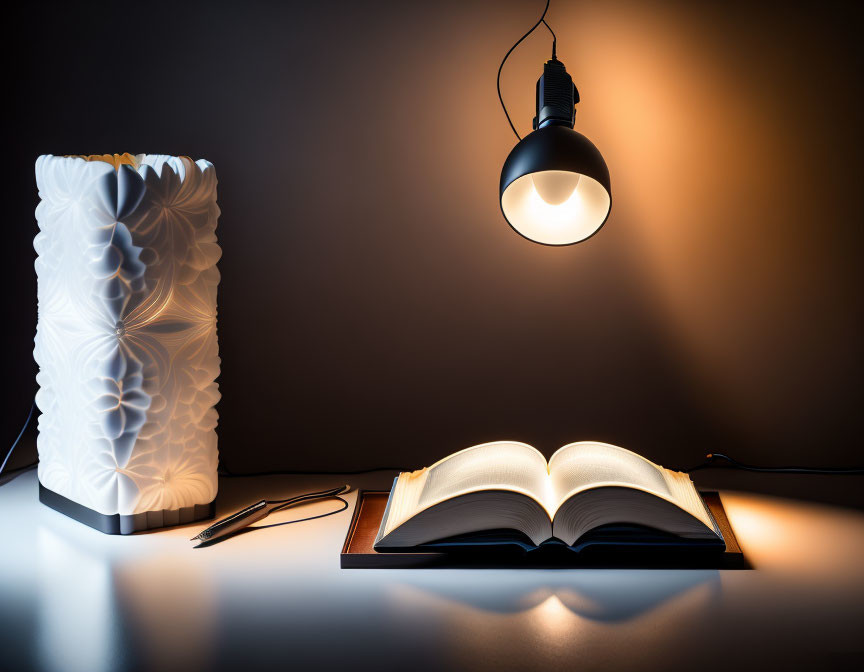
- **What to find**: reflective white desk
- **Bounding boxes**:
[2,470,863,671]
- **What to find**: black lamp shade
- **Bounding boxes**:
[500,125,612,245]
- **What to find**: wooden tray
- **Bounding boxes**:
[341,490,748,569]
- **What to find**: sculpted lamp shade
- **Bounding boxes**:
[33,154,221,534]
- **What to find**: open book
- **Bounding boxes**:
[374,441,723,551]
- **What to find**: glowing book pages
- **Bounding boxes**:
[33,154,221,531]
[374,441,723,549]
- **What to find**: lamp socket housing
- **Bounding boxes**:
[533,58,579,130]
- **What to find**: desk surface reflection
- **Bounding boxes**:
[1,470,863,672]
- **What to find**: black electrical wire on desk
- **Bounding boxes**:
[5,398,863,485]
[684,452,864,475]
[218,464,411,478]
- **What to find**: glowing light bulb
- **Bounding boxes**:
[531,171,580,205]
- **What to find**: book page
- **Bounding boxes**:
[377,441,554,544]
[548,441,673,512]
[414,441,551,515]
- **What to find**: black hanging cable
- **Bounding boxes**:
[497,0,554,141]
[541,19,557,59]
[684,452,864,475]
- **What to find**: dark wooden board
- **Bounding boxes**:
[341,490,749,569]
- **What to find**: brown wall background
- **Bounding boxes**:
[3,1,862,504]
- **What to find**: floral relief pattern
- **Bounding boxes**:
[34,154,221,516]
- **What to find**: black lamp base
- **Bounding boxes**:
[39,482,215,535]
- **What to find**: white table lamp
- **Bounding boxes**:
[33,153,221,534]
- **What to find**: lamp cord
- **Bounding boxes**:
[0,401,35,479]
[5,400,861,483]
[542,19,557,60]
[218,461,410,478]
[250,497,349,531]
[223,454,864,478]
[260,485,350,527]
[683,452,864,475]
[252,486,351,533]
[0,403,411,484]
[497,0,556,141]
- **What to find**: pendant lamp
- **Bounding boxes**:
[498,1,611,245]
